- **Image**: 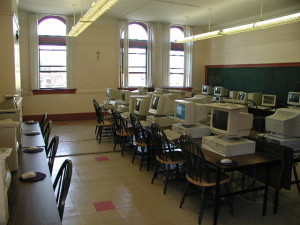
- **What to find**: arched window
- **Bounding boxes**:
[169,26,184,87]
[121,22,148,87]
[38,17,67,88]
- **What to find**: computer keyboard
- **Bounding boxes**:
[121,112,130,119]
[163,129,181,141]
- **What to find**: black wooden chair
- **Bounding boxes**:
[111,109,134,156]
[47,135,59,176]
[53,159,73,221]
[129,113,150,171]
[179,134,233,225]
[150,123,185,194]
[93,101,114,143]
[43,120,52,149]
[39,112,48,134]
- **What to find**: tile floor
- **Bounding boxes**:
[51,120,300,225]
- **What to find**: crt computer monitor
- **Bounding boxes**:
[213,86,228,97]
[185,95,212,104]
[134,98,151,116]
[129,95,150,113]
[148,94,175,116]
[174,100,208,126]
[209,103,253,138]
[106,88,120,100]
[120,90,131,104]
[287,92,300,106]
[261,94,276,107]
[265,108,300,138]
[202,85,213,95]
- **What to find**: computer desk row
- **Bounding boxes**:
[7,122,61,225]
[118,112,284,225]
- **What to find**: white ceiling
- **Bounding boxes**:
[18,0,300,28]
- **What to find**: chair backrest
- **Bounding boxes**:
[150,123,177,161]
[93,101,105,124]
[53,159,73,221]
[47,135,59,176]
[179,134,211,183]
[111,109,128,133]
[129,113,147,144]
[43,121,53,149]
[40,112,48,133]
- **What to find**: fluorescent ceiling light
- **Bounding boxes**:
[68,0,119,37]
[176,12,300,43]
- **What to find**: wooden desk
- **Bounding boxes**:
[21,123,45,148]
[7,147,61,225]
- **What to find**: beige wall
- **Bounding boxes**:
[192,22,300,90]
[18,10,300,116]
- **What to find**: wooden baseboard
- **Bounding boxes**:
[23,112,96,121]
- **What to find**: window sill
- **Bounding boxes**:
[32,89,77,95]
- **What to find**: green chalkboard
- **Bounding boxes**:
[206,63,300,107]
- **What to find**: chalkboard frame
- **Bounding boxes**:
[205,62,300,107]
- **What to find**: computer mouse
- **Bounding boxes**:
[21,172,36,179]
[220,158,232,164]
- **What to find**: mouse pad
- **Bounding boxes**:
[23,147,44,153]
[19,172,46,182]
[216,160,238,167]
[24,121,38,125]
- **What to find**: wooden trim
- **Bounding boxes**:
[205,62,300,84]
[32,89,77,95]
[23,112,96,121]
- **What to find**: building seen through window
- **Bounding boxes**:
[38,17,67,88]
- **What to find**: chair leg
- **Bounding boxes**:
[224,183,234,216]
[293,165,300,194]
[180,182,190,208]
[132,146,138,164]
[198,187,206,225]
[151,162,159,184]
[121,137,125,157]
[139,147,145,171]
[163,165,171,194]
[98,128,103,144]
[113,135,119,151]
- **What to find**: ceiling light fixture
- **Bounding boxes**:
[68,0,119,37]
[176,12,300,43]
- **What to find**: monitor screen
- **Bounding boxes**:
[237,92,247,101]
[135,99,141,112]
[151,96,160,110]
[215,87,221,95]
[261,94,276,107]
[287,92,300,106]
[121,92,125,101]
[175,103,186,121]
[212,110,228,131]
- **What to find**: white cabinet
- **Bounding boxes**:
[0,148,12,225]
[0,120,19,171]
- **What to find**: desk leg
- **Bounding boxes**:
[213,168,221,225]
[262,166,271,216]
[274,189,279,214]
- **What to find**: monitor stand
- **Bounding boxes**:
[201,135,256,157]
[172,123,211,138]
[146,115,174,127]
[258,133,300,151]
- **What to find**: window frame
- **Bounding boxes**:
[120,22,149,88]
[169,26,185,87]
[37,16,69,91]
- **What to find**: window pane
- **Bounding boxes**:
[170,27,184,42]
[38,18,66,36]
[40,48,66,66]
[129,24,148,40]
[169,74,184,87]
[40,72,67,88]
[128,74,146,87]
